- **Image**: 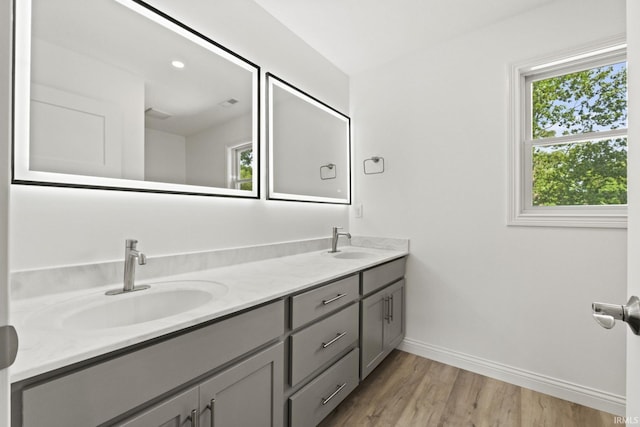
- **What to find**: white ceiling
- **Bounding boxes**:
[252,0,556,75]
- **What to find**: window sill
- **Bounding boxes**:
[508,207,627,229]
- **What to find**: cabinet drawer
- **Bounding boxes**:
[361,257,406,295]
[289,348,359,427]
[20,300,285,427]
[290,274,359,329]
[290,303,358,386]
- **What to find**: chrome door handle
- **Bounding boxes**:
[322,332,347,348]
[592,296,640,335]
[187,409,199,427]
[322,294,347,305]
[205,398,215,427]
[321,382,347,405]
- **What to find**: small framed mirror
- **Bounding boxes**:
[266,73,351,204]
[13,0,260,197]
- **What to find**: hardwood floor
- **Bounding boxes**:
[319,350,618,427]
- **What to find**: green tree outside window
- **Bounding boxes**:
[531,62,627,206]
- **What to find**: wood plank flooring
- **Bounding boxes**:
[319,350,618,427]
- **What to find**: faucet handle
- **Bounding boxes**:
[126,239,138,249]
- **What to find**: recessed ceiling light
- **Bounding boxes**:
[171,60,185,69]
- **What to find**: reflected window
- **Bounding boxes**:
[228,142,253,191]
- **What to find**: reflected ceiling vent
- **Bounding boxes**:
[218,98,239,108]
[145,107,172,120]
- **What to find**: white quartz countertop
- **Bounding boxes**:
[10,245,407,383]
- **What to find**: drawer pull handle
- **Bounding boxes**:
[322,331,347,348]
[322,382,348,405]
[187,409,200,427]
[205,399,215,427]
[383,296,390,322]
[322,293,347,305]
[390,295,394,322]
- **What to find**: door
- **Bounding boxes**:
[118,387,199,427]
[0,0,13,425]
[627,0,640,419]
[360,289,385,379]
[384,280,405,349]
[198,342,283,427]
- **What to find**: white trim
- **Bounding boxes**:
[399,338,625,416]
[508,35,628,228]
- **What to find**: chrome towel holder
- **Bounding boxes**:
[320,163,337,180]
[363,156,385,175]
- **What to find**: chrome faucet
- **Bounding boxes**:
[106,239,149,295]
[329,226,351,253]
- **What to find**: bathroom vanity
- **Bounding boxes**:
[10,244,407,427]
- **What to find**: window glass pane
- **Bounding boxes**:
[531,61,627,139]
[532,138,627,206]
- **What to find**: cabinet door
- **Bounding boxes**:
[384,279,405,349]
[360,288,386,380]
[117,387,198,427]
[199,342,284,427]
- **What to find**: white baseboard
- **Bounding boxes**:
[399,337,625,416]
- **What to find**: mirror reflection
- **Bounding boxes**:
[14,0,259,197]
[267,74,351,204]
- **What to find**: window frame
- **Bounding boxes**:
[508,36,628,228]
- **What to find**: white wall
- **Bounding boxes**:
[9,0,349,271]
[272,93,349,199]
[351,0,627,412]
[31,39,145,180]
[144,128,186,184]
[186,113,251,188]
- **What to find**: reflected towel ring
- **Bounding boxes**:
[363,156,385,175]
[320,163,337,180]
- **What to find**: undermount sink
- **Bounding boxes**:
[327,250,375,260]
[35,280,228,331]
[332,251,374,259]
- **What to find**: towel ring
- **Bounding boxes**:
[320,163,337,180]
[363,156,385,175]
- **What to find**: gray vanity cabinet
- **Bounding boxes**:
[361,279,405,380]
[13,255,408,427]
[118,343,284,427]
[15,300,285,427]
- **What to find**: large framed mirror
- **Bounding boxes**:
[13,0,260,197]
[267,73,351,204]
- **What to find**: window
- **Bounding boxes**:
[509,38,627,228]
[227,142,253,191]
